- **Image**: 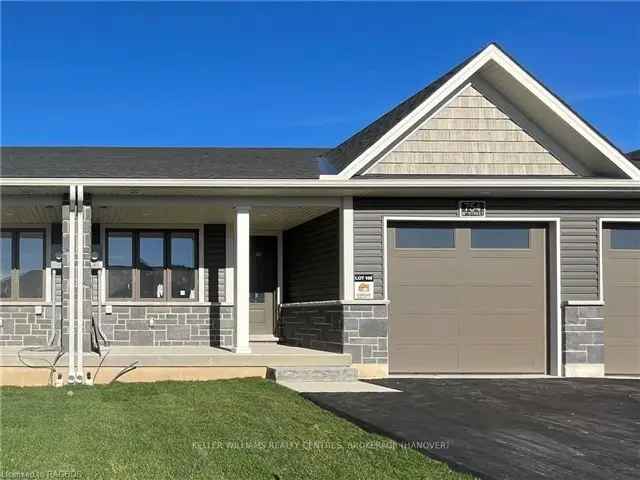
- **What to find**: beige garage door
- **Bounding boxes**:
[603,224,640,375]
[388,222,547,374]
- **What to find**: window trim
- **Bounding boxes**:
[104,227,201,303]
[0,226,51,305]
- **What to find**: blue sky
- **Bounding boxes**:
[2,2,638,151]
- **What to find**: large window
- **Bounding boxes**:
[0,230,45,301]
[106,230,198,301]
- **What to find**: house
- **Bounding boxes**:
[1,43,639,385]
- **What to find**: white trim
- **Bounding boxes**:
[597,217,640,306]
[340,197,354,300]
[382,215,563,377]
[225,223,235,305]
[198,225,205,303]
[277,231,283,306]
[233,206,251,354]
[76,187,85,382]
[327,44,640,180]
[2,177,639,189]
[68,186,76,382]
[361,82,472,176]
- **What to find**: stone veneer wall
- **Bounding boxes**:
[279,303,388,364]
[94,305,234,347]
[563,305,604,369]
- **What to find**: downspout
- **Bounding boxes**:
[76,185,84,384]
[68,186,76,383]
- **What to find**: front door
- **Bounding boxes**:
[250,236,277,336]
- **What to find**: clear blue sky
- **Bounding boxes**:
[2,2,638,151]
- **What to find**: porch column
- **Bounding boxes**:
[233,206,251,353]
[340,196,354,300]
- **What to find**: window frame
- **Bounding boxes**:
[470,225,532,250]
[105,228,199,302]
[0,228,47,302]
[394,226,456,249]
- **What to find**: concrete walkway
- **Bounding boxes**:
[280,380,401,393]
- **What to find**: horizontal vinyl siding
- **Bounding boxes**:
[353,198,640,302]
[283,210,339,303]
[204,224,226,303]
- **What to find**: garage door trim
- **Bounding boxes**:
[381,215,562,376]
[597,218,640,306]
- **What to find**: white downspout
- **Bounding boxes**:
[68,186,76,383]
[76,185,84,383]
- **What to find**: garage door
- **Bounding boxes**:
[388,222,547,373]
[603,223,640,375]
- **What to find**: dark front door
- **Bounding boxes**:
[250,236,277,336]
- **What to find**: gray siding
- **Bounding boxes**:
[204,224,226,303]
[353,198,640,302]
[283,210,340,303]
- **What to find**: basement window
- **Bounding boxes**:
[106,229,198,301]
[0,229,45,301]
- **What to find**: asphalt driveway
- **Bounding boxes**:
[304,378,640,480]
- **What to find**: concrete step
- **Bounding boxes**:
[267,366,359,383]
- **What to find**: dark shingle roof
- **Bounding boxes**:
[0,147,328,179]
[628,150,640,169]
[318,45,487,174]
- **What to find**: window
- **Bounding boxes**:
[106,229,198,301]
[471,227,530,249]
[396,227,455,248]
[611,226,640,250]
[0,230,45,301]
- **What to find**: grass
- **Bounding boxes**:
[0,378,470,480]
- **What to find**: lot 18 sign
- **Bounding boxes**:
[354,274,374,300]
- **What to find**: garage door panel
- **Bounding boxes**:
[461,313,542,338]
[390,344,459,373]
[392,286,464,312]
[391,313,459,338]
[604,225,640,375]
[461,344,544,373]
[389,223,547,374]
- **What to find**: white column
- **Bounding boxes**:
[233,207,251,353]
[340,197,354,300]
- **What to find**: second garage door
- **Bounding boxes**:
[388,222,547,374]
[603,223,640,375]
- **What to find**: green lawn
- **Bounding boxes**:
[1,378,469,479]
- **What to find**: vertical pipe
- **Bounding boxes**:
[48,268,56,346]
[68,187,76,383]
[76,187,84,383]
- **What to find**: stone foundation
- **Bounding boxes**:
[279,302,389,364]
[94,304,235,347]
[563,305,604,377]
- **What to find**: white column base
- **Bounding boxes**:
[564,363,604,377]
[231,346,252,354]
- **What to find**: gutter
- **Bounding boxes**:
[76,185,85,384]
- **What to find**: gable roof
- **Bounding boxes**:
[0,147,328,179]
[319,46,484,175]
[322,43,640,181]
